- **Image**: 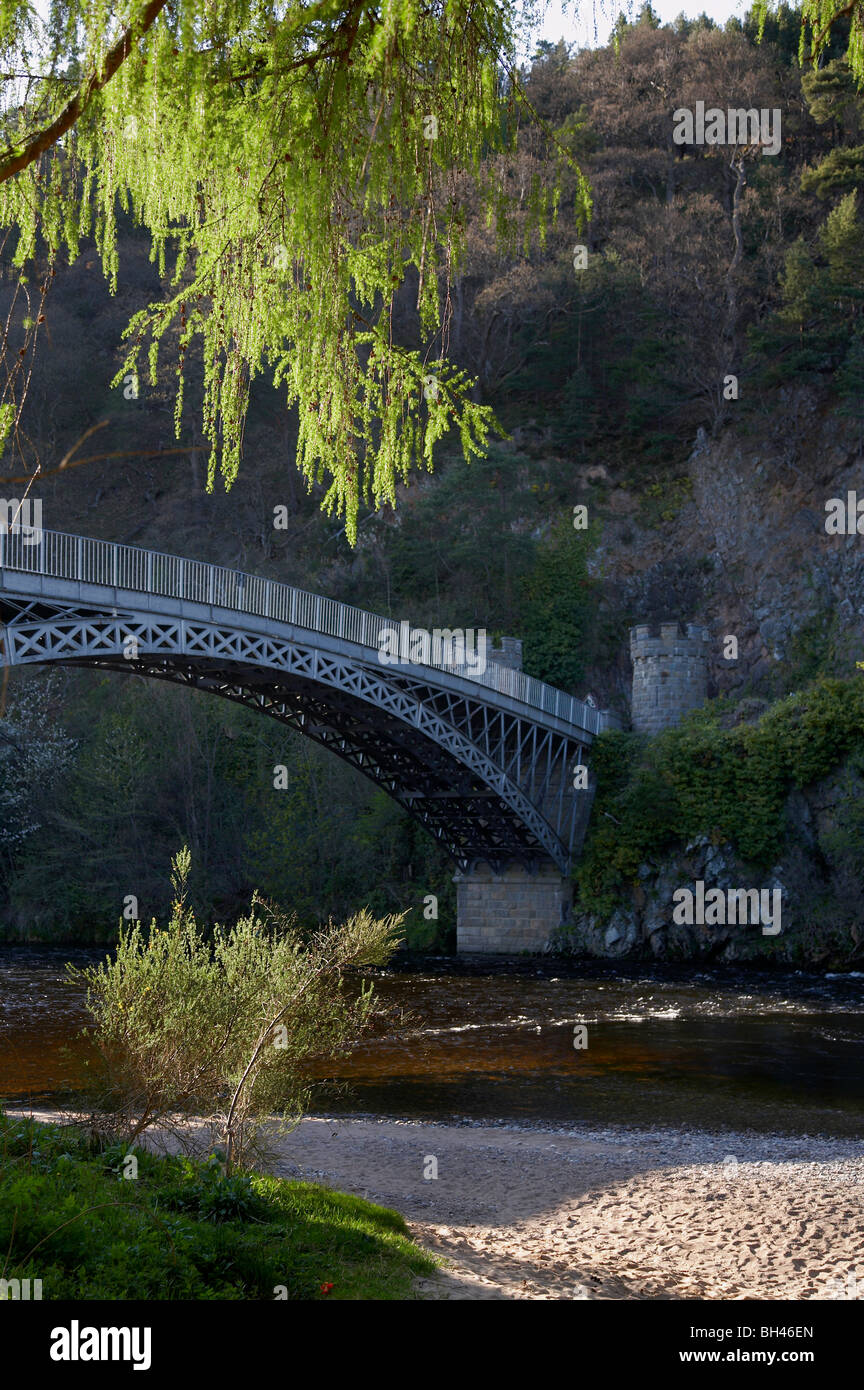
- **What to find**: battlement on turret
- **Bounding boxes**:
[629,622,709,733]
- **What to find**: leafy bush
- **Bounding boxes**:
[68,849,404,1169]
[158,1155,268,1224]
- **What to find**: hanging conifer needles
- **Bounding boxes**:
[0,0,590,542]
[753,0,864,83]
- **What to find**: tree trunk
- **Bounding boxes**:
[724,154,747,347]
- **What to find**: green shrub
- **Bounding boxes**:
[576,675,864,914]
[68,849,404,1169]
[157,1155,269,1224]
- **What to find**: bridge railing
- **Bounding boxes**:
[0,526,618,734]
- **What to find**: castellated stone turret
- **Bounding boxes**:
[630,622,710,734]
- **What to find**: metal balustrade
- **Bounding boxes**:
[0,526,617,734]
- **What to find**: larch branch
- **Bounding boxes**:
[0,0,170,185]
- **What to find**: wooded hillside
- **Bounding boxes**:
[3,3,863,945]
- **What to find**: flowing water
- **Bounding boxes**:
[2,947,863,1136]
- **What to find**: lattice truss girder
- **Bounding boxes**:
[0,599,597,872]
[385,670,589,823]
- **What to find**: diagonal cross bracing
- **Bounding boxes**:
[0,530,620,873]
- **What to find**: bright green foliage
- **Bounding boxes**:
[753,0,864,82]
[0,400,13,451]
[0,1113,435,1299]
[0,1,588,541]
[68,848,404,1168]
[576,676,864,916]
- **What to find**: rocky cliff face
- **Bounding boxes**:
[686,394,864,692]
[554,392,864,967]
[584,389,864,712]
[560,759,864,967]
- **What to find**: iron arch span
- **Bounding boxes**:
[0,528,620,949]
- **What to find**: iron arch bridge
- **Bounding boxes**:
[0,527,619,875]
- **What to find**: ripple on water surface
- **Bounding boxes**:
[1,948,862,1136]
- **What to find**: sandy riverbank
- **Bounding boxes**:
[274,1117,864,1300]
[12,1108,864,1299]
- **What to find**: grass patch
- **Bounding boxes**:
[0,1112,437,1300]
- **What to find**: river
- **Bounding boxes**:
[2,947,863,1137]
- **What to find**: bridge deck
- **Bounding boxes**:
[0,527,618,736]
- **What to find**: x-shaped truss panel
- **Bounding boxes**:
[0,594,599,873]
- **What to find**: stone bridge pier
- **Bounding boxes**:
[451,634,588,953]
[454,862,573,954]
